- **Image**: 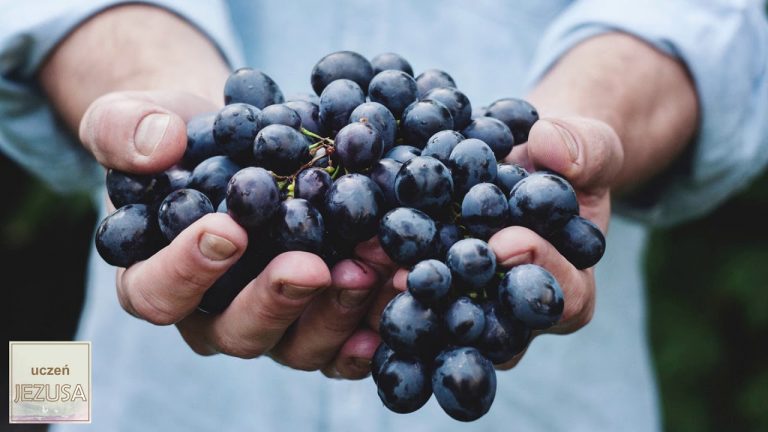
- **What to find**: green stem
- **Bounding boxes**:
[301,127,325,141]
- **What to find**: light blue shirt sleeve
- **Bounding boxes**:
[0,0,243,193]
[525,0,768,226]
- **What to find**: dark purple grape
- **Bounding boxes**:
[432,347,496,422]
[508,172,579,237]
[379,291,441,357]
[384,145,421,164]
[378,207,437,267]
[334,122,383,172]
[283,100,323,136]
[157,189,214,241]
[444,297,485,344]
[349,102,397,153]
[371,343,396,385]
[371,52,413,76]
[183,112,220,167]
[165,166,191,191]
[422,130,464,165]
[258,104,302,129]
[271,198,324,253]
[476,301,531,364]
[407,259,452,306]
[285,92,320,105]
[106,169,171,209]
[448,138,498,197]
[485,98,539,144]
[253,124,311,176]
[434,223,461,260]
[394,156,453,216]
[216,199,227,213]
[548,215,606,270]
[213,103,261,160]
[460,183,509,240]
[318,79,365,136]
[462,117,515,161]
[415,69,456,98]
[226,167,280,229]
[495,163,529,196]
[324,173,384,243]
[295,167,332,210]
[368,70,418,118]
[498,264,563,330]
[95,204,161,267]
[187,155,241,205]
[224,68,284,109]
[472,105,489,119]
[376,354,432,414]
[446,238,496,291]
[423,87,472,130]
[399,100,454,149]
[311,51,373,95]
[368,158,403,209]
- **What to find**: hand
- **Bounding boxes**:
[80,90,397,378]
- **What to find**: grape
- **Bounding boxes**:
[498,264,564,330]
[258,104,302,129]
[213,103,261,160]
[379,291,442,358]
[188,155,241,205]
[225,167,281,229]
[446,238,497,291]
[476,301,531,364]
[285,92,320,105]
[444,296,485,344]
[423,87,472,130]
[216,199,227,213]
[384,145,421,163]
[106,169,171,209]
[368,158,403,209]
[548,215,606,269]
[368,70,418,118]
[95,204,161,267]
[349,102,397,154]
[421,130,464,165]
[378,207,437,267]
[394,156,453,215]
[407,259,452,306]
[334,121,383,172]
[182,112,220,168]
[415,69,456,98]
[157,189,214,241]
[271,198,324,254]
[448,138,498,197]
[376,354,432,414]
[460,182,509,240]
[294,167,332,209]
[495,163,529,196]
[165,166,191,192]
[223,67,284,109]
[434,222,461,260]
[283,100,323,136]
[324,174,384,243]
[311,51,373,95]
[485,97,539,144]
[508,172,579,237]
[399,100,454,148]
[318,79,366,136]
[371,342,396,385]
[253,124,311,176]
[371,52,414,76]
[472,105,489,119]
[461,117,515,160]
[432,347,496,422]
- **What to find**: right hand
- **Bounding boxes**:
[81,90,396,379]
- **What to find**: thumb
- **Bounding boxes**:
[526,117,624,192]
[79,90,219,173]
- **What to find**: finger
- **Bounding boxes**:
[489,226,595,334]
[353,236,398,276]
[365,277,401,332]
[117,213,247,325]
[79,90,218,173]
[391,268,408,291]
[180,251,332,359]
[268,258,380,370]
[322,328,381,380]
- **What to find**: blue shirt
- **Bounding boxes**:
[2,1,767,431]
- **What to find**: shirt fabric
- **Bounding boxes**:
[1,0,767,431]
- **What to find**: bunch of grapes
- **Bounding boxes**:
[94,51,606,421]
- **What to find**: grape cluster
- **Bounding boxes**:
[94,51,606,420]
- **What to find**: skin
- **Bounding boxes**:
[39,6,697,376]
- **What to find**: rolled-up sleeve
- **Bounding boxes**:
[525,0,768,226]
[0,0,243,193]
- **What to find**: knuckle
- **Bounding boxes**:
[214,334,266,359]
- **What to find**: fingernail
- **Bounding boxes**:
[549,121,579,162]
[337,290,371,308]
[198,233,237,261]
[134,113,170,156]
[350,357,371,370]
[282,284,321,300]
[500,251,533,268]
